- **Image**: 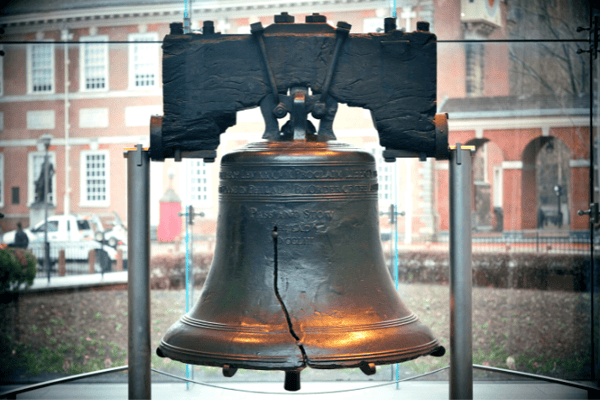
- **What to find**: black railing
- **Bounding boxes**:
[386,230,593,255]
[27,242,114,276]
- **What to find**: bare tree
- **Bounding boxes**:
[506,0,589,99]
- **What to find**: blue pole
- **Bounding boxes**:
[392,0,397,18]
[185,205,192,389]
[184,0,189,33]
[394,203,400,387]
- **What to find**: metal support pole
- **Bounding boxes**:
[449,144,473,400]
[126,145,151,400]
[43,147,50,283]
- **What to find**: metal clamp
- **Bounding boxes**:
[448,144,476,166]
[578,203,599,224]
[577,16,598,59]
[178,205,205,225]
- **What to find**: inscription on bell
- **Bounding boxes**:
[247,207,334,246]
[249,208,335,221]
[219,167,377,180]
[282,237,315,246]
[219,183,378,195]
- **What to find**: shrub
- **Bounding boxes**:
[0,247,37,299]
[150,253,213,290]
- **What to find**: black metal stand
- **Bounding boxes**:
[126,145,151,400]
[449,144,474,400]
[3,142,600,399]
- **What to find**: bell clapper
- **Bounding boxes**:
[222,364,238,377]
[430,346,446,357]
[284,370,301,392]
[359,362,377,376]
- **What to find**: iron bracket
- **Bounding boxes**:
[577,15,599,59]
[578,203,599,224]
[251,22,280,105]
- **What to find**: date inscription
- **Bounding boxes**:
[249,208,334,246]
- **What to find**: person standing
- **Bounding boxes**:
[12,222,29,249]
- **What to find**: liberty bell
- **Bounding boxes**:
[155,15,448,391]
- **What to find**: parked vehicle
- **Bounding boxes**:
[93,212,127,248]
[2,214,127,272]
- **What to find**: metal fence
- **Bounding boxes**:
[27,242,113,277]
[387,230,593,255]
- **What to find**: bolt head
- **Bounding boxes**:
[306,13,326,23]
[169,22,184,35]
[336,21,352,32]
[275,12,295,23]
[273,103,287,118]
[312,102,327,118]
[250,22,264,34]
[416,21,430,32]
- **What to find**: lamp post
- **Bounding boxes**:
[554,185,563,228]
[40,134,52,283]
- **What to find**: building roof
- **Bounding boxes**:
[438,94,590,119]
[1,0,181,16]
[0,0,389,32]
[159,188,181,203]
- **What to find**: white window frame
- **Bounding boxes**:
[80,150,110,207]
[183,159,213,208]
[0,153,4,208]
[80,35,109,92]
[128,32,159,90]
[27,41,55,94]
[28,151,57,206]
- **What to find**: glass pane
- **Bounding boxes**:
[592,16,600,387]
[0,40,162,384]
[428,41,593,381]
[0,2,596,395]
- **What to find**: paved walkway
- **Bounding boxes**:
[26,271,127,293]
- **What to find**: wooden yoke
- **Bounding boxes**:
[151,13,448,162]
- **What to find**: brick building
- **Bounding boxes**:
[0,0,591,242]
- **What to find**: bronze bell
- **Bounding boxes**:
[157,126,445,390]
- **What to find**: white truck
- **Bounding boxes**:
[2,214,127,272]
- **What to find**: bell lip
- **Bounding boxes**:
[303,339,443,369]
[156,339,306,371]
[156,338,443,371]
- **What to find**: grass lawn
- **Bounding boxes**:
[0,283,591,383]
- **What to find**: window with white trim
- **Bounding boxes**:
[28,151,57,206]
[28,42,54,93]
[80,36,108,91]
[0,153,4,208]
[186,159,213,207]
[80,150,110,207]
[368,145,394,207]
[129,33,159,89]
